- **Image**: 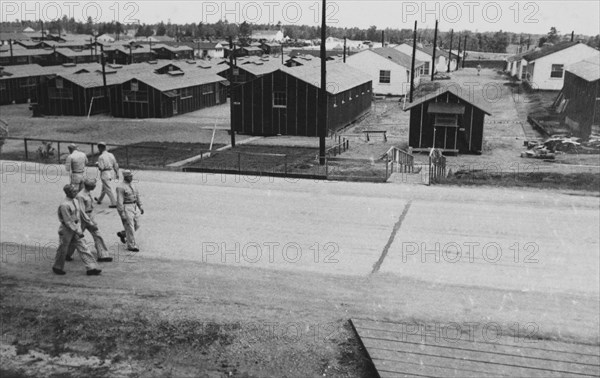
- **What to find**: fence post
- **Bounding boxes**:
[238,153,241,172]
[24,138,28,160]
[91,143,94,158]
[125,146,130,168]
[57,142,61,163]
[385,156,389,180]
[428,155,432,186]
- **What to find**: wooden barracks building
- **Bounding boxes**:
[404,87,492,154]
[231,62,372,137]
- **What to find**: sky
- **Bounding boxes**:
[1,1,599,36]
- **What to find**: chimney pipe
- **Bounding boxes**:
[571,31,574,42]
[9,39,14,65]
[410,21,417,103]
[343,37,346,63]
[381,30,384,47]
[447,29,453,73]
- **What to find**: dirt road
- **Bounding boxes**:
[1,161,599,377]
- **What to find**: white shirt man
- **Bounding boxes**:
[65,144,88,191]
[95,142,119,208]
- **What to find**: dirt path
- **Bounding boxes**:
[1,163,599,377]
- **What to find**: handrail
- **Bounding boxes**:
[384,146,415,173]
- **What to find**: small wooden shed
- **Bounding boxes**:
[404,88,492,154]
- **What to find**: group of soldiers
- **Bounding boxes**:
[53,142,144,276]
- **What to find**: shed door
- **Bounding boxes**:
[428,102,465,152]
[172,100,178,115]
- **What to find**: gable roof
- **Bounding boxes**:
[197,42,221,49]
[369,47,424,68]
[280,62,372,94]
[403,87,492,115]
[132,71,226,92]
[566,56,600,82]
[0,64,49,79]
[506,50,531,62]
[523,41,580,62]
[151,44,193,52]
[242,46,263,52]
[396,43,454,60]
[0,48,54,57]
[236,56,283,76]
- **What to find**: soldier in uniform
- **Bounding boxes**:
[65,143,88,191]
[116,170,144,252]
[53,184,102,276]
[66,178,113,263]
[95,142,119,208]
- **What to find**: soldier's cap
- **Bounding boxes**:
[122,170,133,177]
[84,178,97,187]
[97,141,107,147]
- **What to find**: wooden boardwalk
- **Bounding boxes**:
[351,319,600,378]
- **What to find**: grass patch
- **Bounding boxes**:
[108,142,224,168]
[186,144,322,175]
[445,170,600,192]
[1,300,238,362]
[0,141,225,167]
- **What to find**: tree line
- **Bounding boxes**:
[2,19,599,53]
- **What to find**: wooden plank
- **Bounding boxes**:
[362,339,589,378]
[352,319,600,362]
[351,319,600,378]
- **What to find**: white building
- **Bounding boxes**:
[196,42,224,59]
[394,43,449,76]
[523,41,600,90]
[97,34,115,43]
[346,47,423,96]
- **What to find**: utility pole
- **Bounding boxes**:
[229,36,236,148]
[40,21,44,41]
[100,44,110,114]
[519,34,523,53]
[343,37,347,62]
[462,35,467,68]
[410,20,417,103]
[447,29,453,73]
[431,20,438,81]
[318,0,327,165]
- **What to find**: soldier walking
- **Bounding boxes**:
[95,142,119,208]
[65,143,88,191]
[53,184,102,276]
[116,170,144,252]
[66,178,113,263]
